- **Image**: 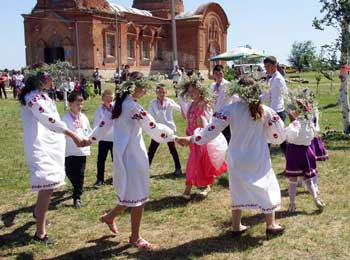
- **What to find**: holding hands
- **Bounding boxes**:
[65,129,91,147]
[175,136,192,147]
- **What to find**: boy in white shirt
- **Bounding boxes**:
[263,56,288,154]
[62,92,92,208]
[210,64,239,142]
[148,84,182,176]
[93,90,114,186]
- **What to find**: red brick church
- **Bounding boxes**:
[23,0,229,78]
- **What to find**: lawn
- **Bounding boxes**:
[0,73,349,260]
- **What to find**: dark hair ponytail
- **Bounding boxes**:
[112,92,128,119]
[19,69,49,106]
[111,71,145,119]
[248,101,264,120]
[19,74,41,106]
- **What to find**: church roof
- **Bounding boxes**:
[109,2,153,17]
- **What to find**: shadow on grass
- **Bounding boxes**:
[219,209,323,231]
[321,103,338,110]
[46,235,130,260]
[126,231,265,260]
[1,190,72,228]
[145,195,205,212]
[150,172,185,180]
[0,221,35,249]
[15,252,34,260]
[216,175,229,188]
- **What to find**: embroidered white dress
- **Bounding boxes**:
[192,102,286,213]
[21,90,68,191]
[90,95,174,207]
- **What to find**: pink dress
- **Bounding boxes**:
[185,103,227,187]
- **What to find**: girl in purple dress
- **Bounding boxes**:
[285,90,326,213]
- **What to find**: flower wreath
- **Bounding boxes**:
[285,87,317,121]
[226,80,268,104]
[176,75,213,101]
[115,73,166,95]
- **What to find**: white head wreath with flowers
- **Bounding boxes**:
[176,75,214,102]
[24,61,73,88]
[115,73,165,96]
[285,87,317,121]
[225,79,268,104]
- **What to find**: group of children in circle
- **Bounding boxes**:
[20,59,328,248]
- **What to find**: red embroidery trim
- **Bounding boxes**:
[232,203,280,212]
[117,196,148,204]
[32,181,62,190]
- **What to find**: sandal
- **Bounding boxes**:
[199,186,211,197]
[129,237,154,250]
[181,193,191,200]
[232,225,250,237]
[99,214,118,234]
[266,224,285,239]
[314,198,326,210]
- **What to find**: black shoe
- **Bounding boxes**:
[33,233,55,246]
[173,169,182,177]
[73,199,82,209]
[94,180,104,187]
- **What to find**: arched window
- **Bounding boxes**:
[127,23,137,59]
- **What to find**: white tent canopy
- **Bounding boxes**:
[210,47,265,61]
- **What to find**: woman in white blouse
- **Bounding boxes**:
[19,70,86,245]
[89,72,174,250]
[176,76,286,238]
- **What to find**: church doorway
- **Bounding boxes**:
[44,47,65,64]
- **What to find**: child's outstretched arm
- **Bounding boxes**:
[192,107,230,145]
[264,107,286,145]
[133,107,175,143]
[89,112,113,144]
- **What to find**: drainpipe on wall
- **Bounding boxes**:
[115,13,121,82]
[171,0,178,67]
[75,21,81,81]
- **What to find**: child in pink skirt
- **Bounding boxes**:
[178,79,227,199]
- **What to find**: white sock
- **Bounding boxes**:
[312,175,318,194]
[288,181,297,205]
[306,179,318,200]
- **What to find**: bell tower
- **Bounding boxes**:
[132,0,184,19]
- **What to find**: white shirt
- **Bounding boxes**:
[89,95,174,207]
[210,79,240,112]
[62,112,92,157]
[16,74,24,88]
[148,97,181,132]
[286,119,314,146]
[93,104,114,142]
[21,90,67,191]
[171,69,182,82]
[266,71,288,112]
[192,103,285,213]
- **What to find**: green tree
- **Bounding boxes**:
[313,0,350,134]
[288,40,317,72]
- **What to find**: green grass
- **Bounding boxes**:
[0,75,350,259]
